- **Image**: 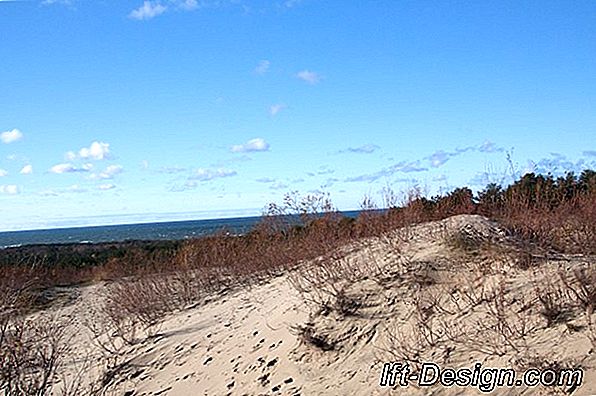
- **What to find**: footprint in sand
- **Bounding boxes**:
[252,338,266,351]
[258,372,270,386]
[266,357,278,368]
[268,340,283,350]
[153,386,172,395]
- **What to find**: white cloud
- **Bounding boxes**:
[0,185,19,195]
[296,70,321,84]
[41,0,74,5]
[91,165,123,180]
[65,151,77,161]
[20,164,33,175]
[427,150,452,168]
[98,183,116,191]
[269,104,286,116]
[0,169,7,177]
[79,141,110,160]
[129,1,167,20]
[189,168,237,181]
[178,0,198,11]
[49,163,91,174]
[231,137,270,153]
[255,60,270,75]
[478,140,504,153]
[1,129,23,144]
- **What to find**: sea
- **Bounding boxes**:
[0,210,363,248]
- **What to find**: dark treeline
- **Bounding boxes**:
[402,169,596,218]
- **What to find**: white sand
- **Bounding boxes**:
[46,215,595,395]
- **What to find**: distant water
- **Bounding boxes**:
[0,211,362,248]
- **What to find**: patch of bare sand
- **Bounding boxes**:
[53,215,595,395]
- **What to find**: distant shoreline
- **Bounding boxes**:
[0,210,364,249]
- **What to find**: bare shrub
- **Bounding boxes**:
[464,280,535,357]
[0,313,72,396]
[531,270,572,327]
[558,266,596,311]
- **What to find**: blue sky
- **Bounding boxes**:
[1,0,595,231]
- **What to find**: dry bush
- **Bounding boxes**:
[0,263,78,395]
[558,265,596,348]
[459,280,536,357]
[498,191,596,255]
[173,191,359,307]
[0,312,72,396]
[530,270,573,327]
[0,266,74,395]
[558,265,596,311]
[84,274,189,352]
[379,286,459,369]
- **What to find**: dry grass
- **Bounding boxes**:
[0,169,594,394]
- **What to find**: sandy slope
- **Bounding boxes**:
[51,215,595,395]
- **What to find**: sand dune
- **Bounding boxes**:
[44,215,596,395]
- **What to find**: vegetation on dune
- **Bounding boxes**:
[0,167,595,395]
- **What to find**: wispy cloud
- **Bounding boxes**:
[256,177,276,183]
[98,183,116,191]
[426,140,505,168]
[478,140,505,153]
[49,163,92,174]
[283,0,302,8]
[189,168,237,181]
[1,129,23,144]
[270,181,289,190]
[169,180,199,192]
[231,138,270,153]
[342,144,380,154]
[129,1,167,20]
[427,150,452,168]
[157,166,187,174]
[90,164,123,180]
[39,189,59,197]
[255,60,270,75]
[345,160,427,183]
[269,104,286,116]
[129,0,223,20]
[296,70,321,84]
[41,0,75,6]
[0,185,19,195]
[178,0,198,11]
[317,166,335,175]
[321,177,339,188]
[0,169,8,177]
[526,152,592,176]
[583,150,596,157]
[66,184,87,193]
